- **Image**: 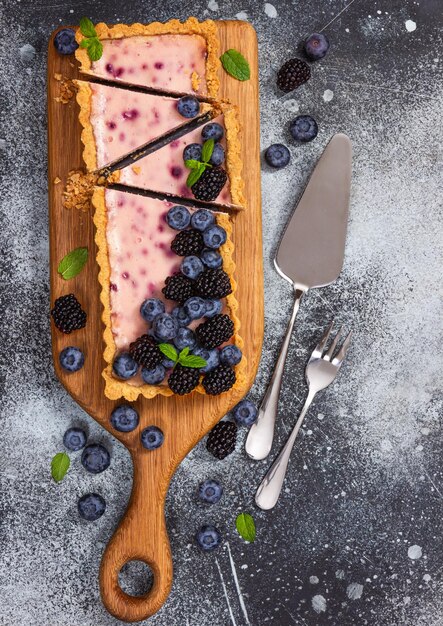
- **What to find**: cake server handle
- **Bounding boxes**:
[245,288,305,460]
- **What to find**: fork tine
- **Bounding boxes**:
[312,320,334,357]
[332,330,353,366]
[324,327,343,361]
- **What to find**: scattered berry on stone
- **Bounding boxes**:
[196,525,222,551]
[81,444,111,474]
[206,421,237,458]
[290,115,318,142]
[304,32,330,61]
[51,294,87,334]
[233,399,258,427]
[63,427,87,451]
[277,58,311,92]
[198,479,223,504]
[78,493,106,521]
[265,144,290,169]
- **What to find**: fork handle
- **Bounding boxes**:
[255,390,316,510]
[245,288,305,460]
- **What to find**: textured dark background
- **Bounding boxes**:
[1,0,443,624]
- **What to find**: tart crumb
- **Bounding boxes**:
[53,177,61,185]
[131,165,141,175]
[191,71,201,92]
[54,75,77,104]
[63,170,99,212]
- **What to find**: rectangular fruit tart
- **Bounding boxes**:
[93,188,246,401]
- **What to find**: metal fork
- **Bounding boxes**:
[255,321,352,510]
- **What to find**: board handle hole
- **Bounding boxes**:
[118,560,154,597]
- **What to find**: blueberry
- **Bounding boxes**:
[142,363,166,385]
[81,444,111,474]
[203,225,227,249]
[54,28,78,55]
[233,399,258,427]
[265,144,290,169]
[59,346,84,372]
[162,357,176,369]
[174,327,196,351]
[140,298,165,322]
[202,123,224,142]
[210,143,225,166]
[205,299,223,318]
[172,306,192,327]
[201,248,223,269]
[141,426,164,450]
[110,405,140,432]
[166,205,191,230]
[191,209,215,232]
[219,345,242,366]
[153,313,178,341]
[177,96,200,118]
[184,297,207,320]
[193,346,220,373]
[195,525,222,551]
[304,32,330,61]
[78,493,106,521]
[183,143,202,162]
[290,115,318,142]
[112,352,138,379]
[63,427,87,451]
[181,255,204,280]
[198,479,223,504]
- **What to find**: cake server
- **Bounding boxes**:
[245,133,352,461]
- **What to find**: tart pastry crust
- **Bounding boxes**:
[75,18,220,98]
[92,187,246,401]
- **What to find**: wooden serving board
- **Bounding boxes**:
[48,20,263,623]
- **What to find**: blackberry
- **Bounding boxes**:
[195,268,232,299]
[162,274,194,304]
[191,168,228,202]
[171,229,204,256]
[51,294,86,334]
[129,334,163,368]
[203,364,236,395]
[195,314,234,349]
[277,58,311,92]
[206,421,237,458]
[168,364,200,395]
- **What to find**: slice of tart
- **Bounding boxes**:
[75,80,211,171]
[75,18,219,98]
[93,187,245,401]
[114,107,245,208]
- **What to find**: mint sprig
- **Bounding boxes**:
[236,512,256,543]
[57,246,88,280]
[79,17,103,62]
[185,139,214,188]
[220,49,251,81]
[159,343,207,369]
[51,452,70,483]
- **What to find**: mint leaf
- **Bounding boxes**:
[87,37,103,62]
[79,16,97,38]
[57,247,88,280]
[184,159,200,170]
[220,49,251,81]
[159,343,178,362]
[79,39,90,48]
[179,355,207,368]
[236,512,256,542]
[186,164,205,188]
[51,452,70,483]
[201,139,215,163]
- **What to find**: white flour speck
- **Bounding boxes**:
[309,576,319,584]
[312,595,327,613]
[235,11,248,20]
[345,28,350,32]
[347,583,364,600]
[19,43,36,63]
[336,569,345,580]
[264,3,278,18]
[283,99,299,113]
[380,439,393,451]
[0,138,6,150]
[208,0,219,10]
[405,19,417,32]
[323,89,334,102]
[408,545,422,560]
[423,574,431,582]
[421,427,430,435]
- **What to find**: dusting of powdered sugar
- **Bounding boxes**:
[264,3,278,18]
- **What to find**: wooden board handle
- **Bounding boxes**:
[99,451,173,622]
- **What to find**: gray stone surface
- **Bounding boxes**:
[1,0,442,624]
